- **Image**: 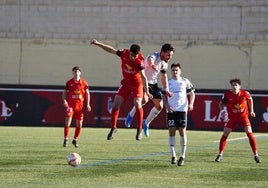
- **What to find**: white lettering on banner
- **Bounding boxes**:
[0,100,13,118]
[204,100,227,122]
[204,100,216,121]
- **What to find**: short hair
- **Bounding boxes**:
[72,66,81,72]
[130,44,141,55]
[161,43,174,52]
[230,78,241,85]
[171,63,181,69]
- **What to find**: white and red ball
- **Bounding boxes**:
[67,153,81,167]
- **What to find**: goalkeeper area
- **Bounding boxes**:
[0,126,268,188]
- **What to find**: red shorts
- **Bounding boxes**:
[224,118,251,130]
[117,84,143,101]
[66,102,84,120]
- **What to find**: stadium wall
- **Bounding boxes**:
[0,39,268,90]
[0,1,268,90]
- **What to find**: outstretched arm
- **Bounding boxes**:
[90,39,117,55]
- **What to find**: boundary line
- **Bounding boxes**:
[77,134,268,169]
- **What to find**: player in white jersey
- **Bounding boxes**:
[125,43,174,137]
[163,63,195,166]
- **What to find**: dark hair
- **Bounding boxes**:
[230,78,241,85]
[72,66,81,72]
[130,44,141,55]
[161,43,174,52]
[171,63,181,69]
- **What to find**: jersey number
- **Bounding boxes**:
[168,120,175,127]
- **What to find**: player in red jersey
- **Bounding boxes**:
[91,39,152,140]
[62,66,91,147]
[215,78,261,163]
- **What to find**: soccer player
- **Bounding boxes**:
[125,43,174,137]
[62,66,91,147]
[163,63,195,166]
[215,78,261,163]
[90,39,152,140]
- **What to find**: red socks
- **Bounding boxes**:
[218,135,227,154]
[64,126,70,139]
[136,107,144,129]
[64,125,81,140]
[111,108,119,129]
[219,133,258,155]
[74,127,81,140]
[247,132,258,155]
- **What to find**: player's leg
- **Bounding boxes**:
[169,126,177,164]
[125,106,136,127]
[143,85,162,137]
[177,112,187,166]
[133,96,143,140]
[178,127,187,165]
[107,94,124,140]
[72,119,83,148]
[215,127,232,162]
[244,125,261,163]
[144,98,163,126]
[125,92,149,127]
[63,108,73,147]
[167,113,177,164]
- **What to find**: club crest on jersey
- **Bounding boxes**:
[232,103,244,113]
[124,64,136,74]
[72,89,82,99]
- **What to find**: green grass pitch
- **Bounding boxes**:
[0,126,267,188]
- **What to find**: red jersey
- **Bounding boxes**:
[116,49,145,87]
[222,90,251,120]
[65,78,89,106]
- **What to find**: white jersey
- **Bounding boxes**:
[144,52,168,84]
[167,77,194,112]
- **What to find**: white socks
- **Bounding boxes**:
[169,136,176,158]
[180,135,187,158]
[144,107,161,126]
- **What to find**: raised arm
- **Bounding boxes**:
[90,39,117,55]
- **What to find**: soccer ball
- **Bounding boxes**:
[67,153,81,167]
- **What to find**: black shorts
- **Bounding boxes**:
[167,112,187,128]
[148,83,162,99]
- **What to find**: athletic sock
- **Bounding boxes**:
[145,107,161,126]
[247,132,258,155]
[129,106,136,117]
[64,125,70,139]
[169,136,176,158]
[219,135,227,154]
[180,135,187,158]
[136,107,144,129]
[111,108,119,129]
[74,127,81,140]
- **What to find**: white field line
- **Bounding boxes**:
[212,134,268,143]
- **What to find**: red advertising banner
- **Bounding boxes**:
[0,86,268,132]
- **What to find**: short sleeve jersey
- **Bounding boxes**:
[144,52,168,84]
[222,90,251,119]
[167,77,195,112]
[116,49,145,86]
[65,78,89,105]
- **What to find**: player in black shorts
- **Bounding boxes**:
[163,63,195,166]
